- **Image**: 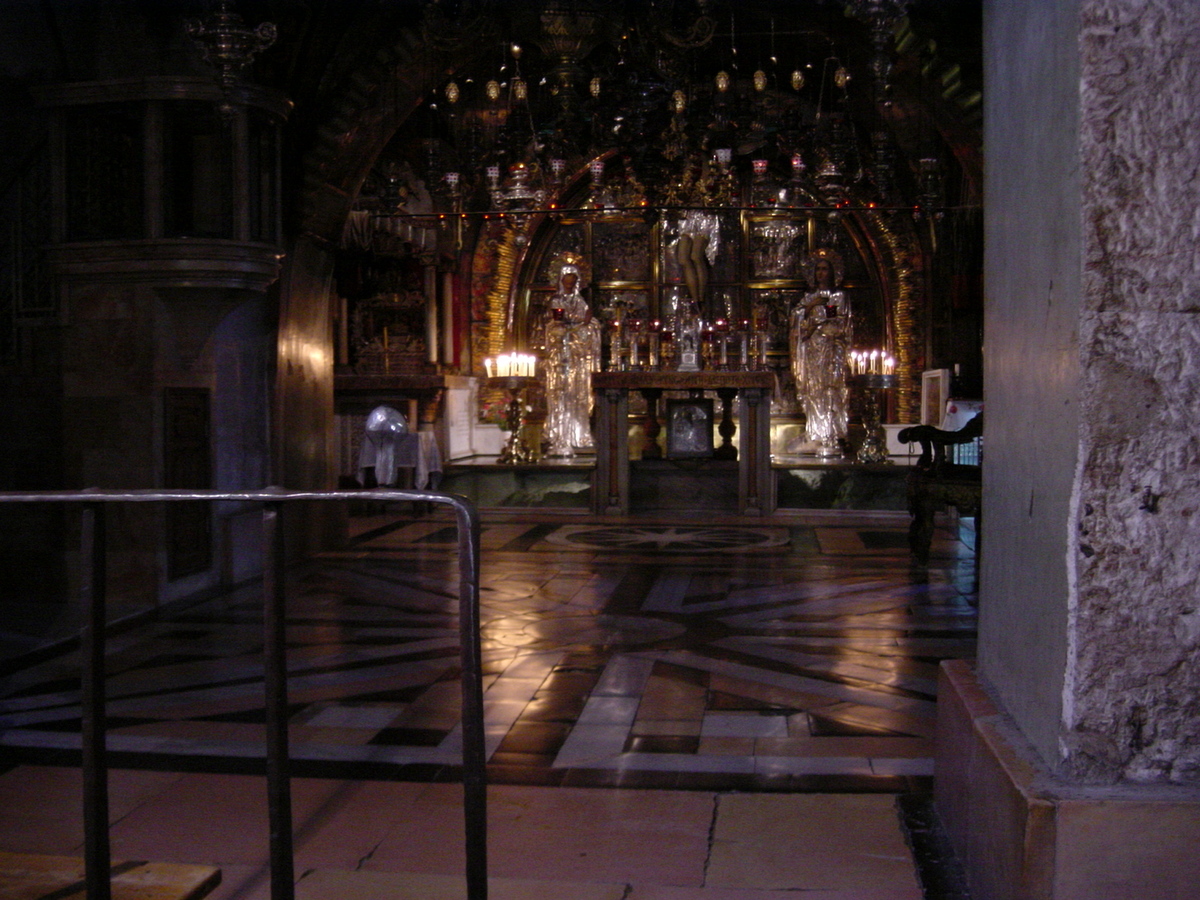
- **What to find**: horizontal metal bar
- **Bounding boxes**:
[0,487,464,505]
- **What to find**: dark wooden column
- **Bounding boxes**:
[593,386,629,514]
[738,385,775,516]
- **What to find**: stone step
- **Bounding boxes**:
[0,852,220,900]
[294,868,915,899]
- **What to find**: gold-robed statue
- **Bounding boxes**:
[543,253,602,457]
[790,248,852,456]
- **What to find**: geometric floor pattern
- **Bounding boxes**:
[0,510,976,794]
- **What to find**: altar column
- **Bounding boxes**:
[593,387,629,515]
[738,384,774,516]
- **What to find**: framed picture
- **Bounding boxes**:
[666,398,714,459]
[921,369,951,427]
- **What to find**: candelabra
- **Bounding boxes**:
[485,353,538,464]
[848,372,897,463]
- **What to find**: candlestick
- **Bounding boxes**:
[609,322,623,371]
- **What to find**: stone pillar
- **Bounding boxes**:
[939,2,1200,897]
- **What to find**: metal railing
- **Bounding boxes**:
[0,488,487,900]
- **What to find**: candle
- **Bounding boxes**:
[426,268,438,365]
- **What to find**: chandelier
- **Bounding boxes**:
[354,0,938,238]
[186,0,277,113]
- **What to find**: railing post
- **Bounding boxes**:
[80,501,112,900]
[453,498,488,900]
[0,488,488,900]
[262,501,295,900]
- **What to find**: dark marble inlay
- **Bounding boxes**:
[369,726,446,747]
[624,734,702,754]
[498,522,559,552]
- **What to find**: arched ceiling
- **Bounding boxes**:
[234,0,981,237]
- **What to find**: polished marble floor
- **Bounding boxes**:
[0,506,976,899]
[0,509,975,792]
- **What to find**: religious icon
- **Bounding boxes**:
[789,248,852,457]
[666,399,714,459]
[543,252,601,456]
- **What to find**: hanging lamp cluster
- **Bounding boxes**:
[353,0,949,228]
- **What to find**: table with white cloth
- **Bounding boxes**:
[357,430,443,489]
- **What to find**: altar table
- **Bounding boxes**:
[592,371,775,516]
[358,430,443,490]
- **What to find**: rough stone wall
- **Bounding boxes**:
[1068,0,1200,783]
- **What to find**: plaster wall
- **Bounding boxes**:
[151,287,275,602]
[979,0,1082,765]
[45,280,277,614]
